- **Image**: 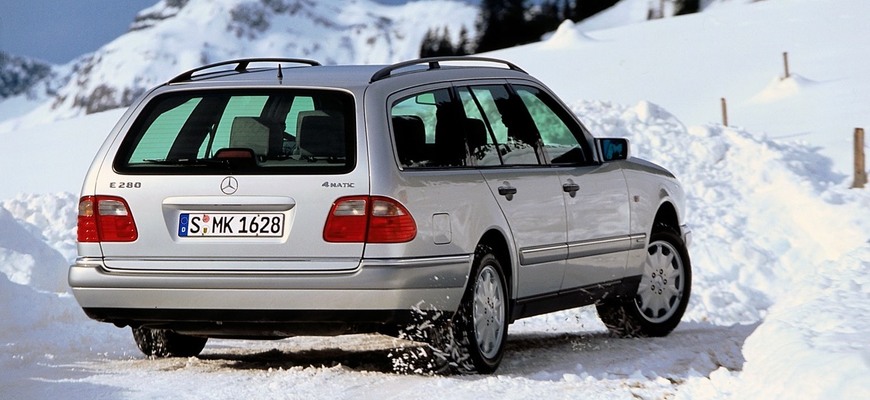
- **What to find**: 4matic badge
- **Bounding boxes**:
[322,181,355,188]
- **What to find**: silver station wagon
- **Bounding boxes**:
[70,56,692,374]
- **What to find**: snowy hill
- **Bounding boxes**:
[0,0,477,126]
[497,0,870,176]
[0,0,868,398]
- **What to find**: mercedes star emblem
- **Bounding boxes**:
[220,176,238,195]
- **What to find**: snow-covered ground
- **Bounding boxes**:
[2,0,869,398]
[503,0,870,176]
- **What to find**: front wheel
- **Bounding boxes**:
[597,230,691,337]
[132,327,208,358]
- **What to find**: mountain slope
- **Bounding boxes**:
[0,52,67,122]
[3,0,477,126]
[0,52,54,100]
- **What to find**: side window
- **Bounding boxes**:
[457,87,502,166]
[457,85,540,166]
[514,85,591,165]
[391,88,469,168]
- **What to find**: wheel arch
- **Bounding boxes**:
[651,201,681,236]
[477,228,513,300]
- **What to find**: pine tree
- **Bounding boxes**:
[526,1,562,43]
[435,27,455,56]
[572,0,618,22]
[420,28,439,57]
[456,26,471,56]
[560,0,573,21]
[675,0,700,16]
[420,27,467,57]
[475,0,529,53]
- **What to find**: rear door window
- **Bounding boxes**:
[457,85,541,166]
[390,88,472,168]
[115,89,354,174]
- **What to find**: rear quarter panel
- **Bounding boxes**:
[362,83,515,290]
[77,93,149,258]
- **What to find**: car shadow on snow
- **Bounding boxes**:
[196,334,417,373]
[498,321,759,380]
[198,346,399,373]
[193,321,758,378]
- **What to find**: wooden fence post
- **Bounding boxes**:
[721,98,728,127]
[854,128,867,189]
[783,52,790,79]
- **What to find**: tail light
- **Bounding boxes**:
[77,196,138,242]
[324,196,416,243]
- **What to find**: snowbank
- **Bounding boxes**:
[0,194,135,392]
[733,245,870,399]
[569,100,870,398]
[0,203,70,292]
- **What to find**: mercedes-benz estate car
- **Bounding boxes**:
[70,56,692,374]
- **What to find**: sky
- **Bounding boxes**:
[0,0,157,64]
[0,0,421,64]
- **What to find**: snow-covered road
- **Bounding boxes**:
[6,313,753,399]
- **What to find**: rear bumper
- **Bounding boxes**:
[69,255,470,334]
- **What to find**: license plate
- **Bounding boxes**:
[178,213,285,237]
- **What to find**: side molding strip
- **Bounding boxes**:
[519,234,647,265]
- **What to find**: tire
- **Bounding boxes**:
[597,230,691,337]
[452,249,509,373]
[132,327,208,358]
[397,246,509,375]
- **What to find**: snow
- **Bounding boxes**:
[0,109,126,199]
[497,0,870,176]
[0,0,479,131]
[2,0,869,398]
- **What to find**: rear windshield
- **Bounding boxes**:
[114,89,356,174]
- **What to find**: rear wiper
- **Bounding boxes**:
[143,158,231,167]
[301,156,346,164]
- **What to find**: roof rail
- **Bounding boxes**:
[370,56,527,83]
[167,58,321,84]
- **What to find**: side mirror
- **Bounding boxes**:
[596,138,630,162]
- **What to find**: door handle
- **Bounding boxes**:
[562,183,580,198]
[498,186,518,196]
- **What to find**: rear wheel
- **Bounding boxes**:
[132,327,208,358]
[397,246,509,375]
[454,250,509,373]
[597,230,691,337]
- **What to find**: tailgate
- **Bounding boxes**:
[98,175,368,272]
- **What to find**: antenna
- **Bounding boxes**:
[277,64,283,83]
